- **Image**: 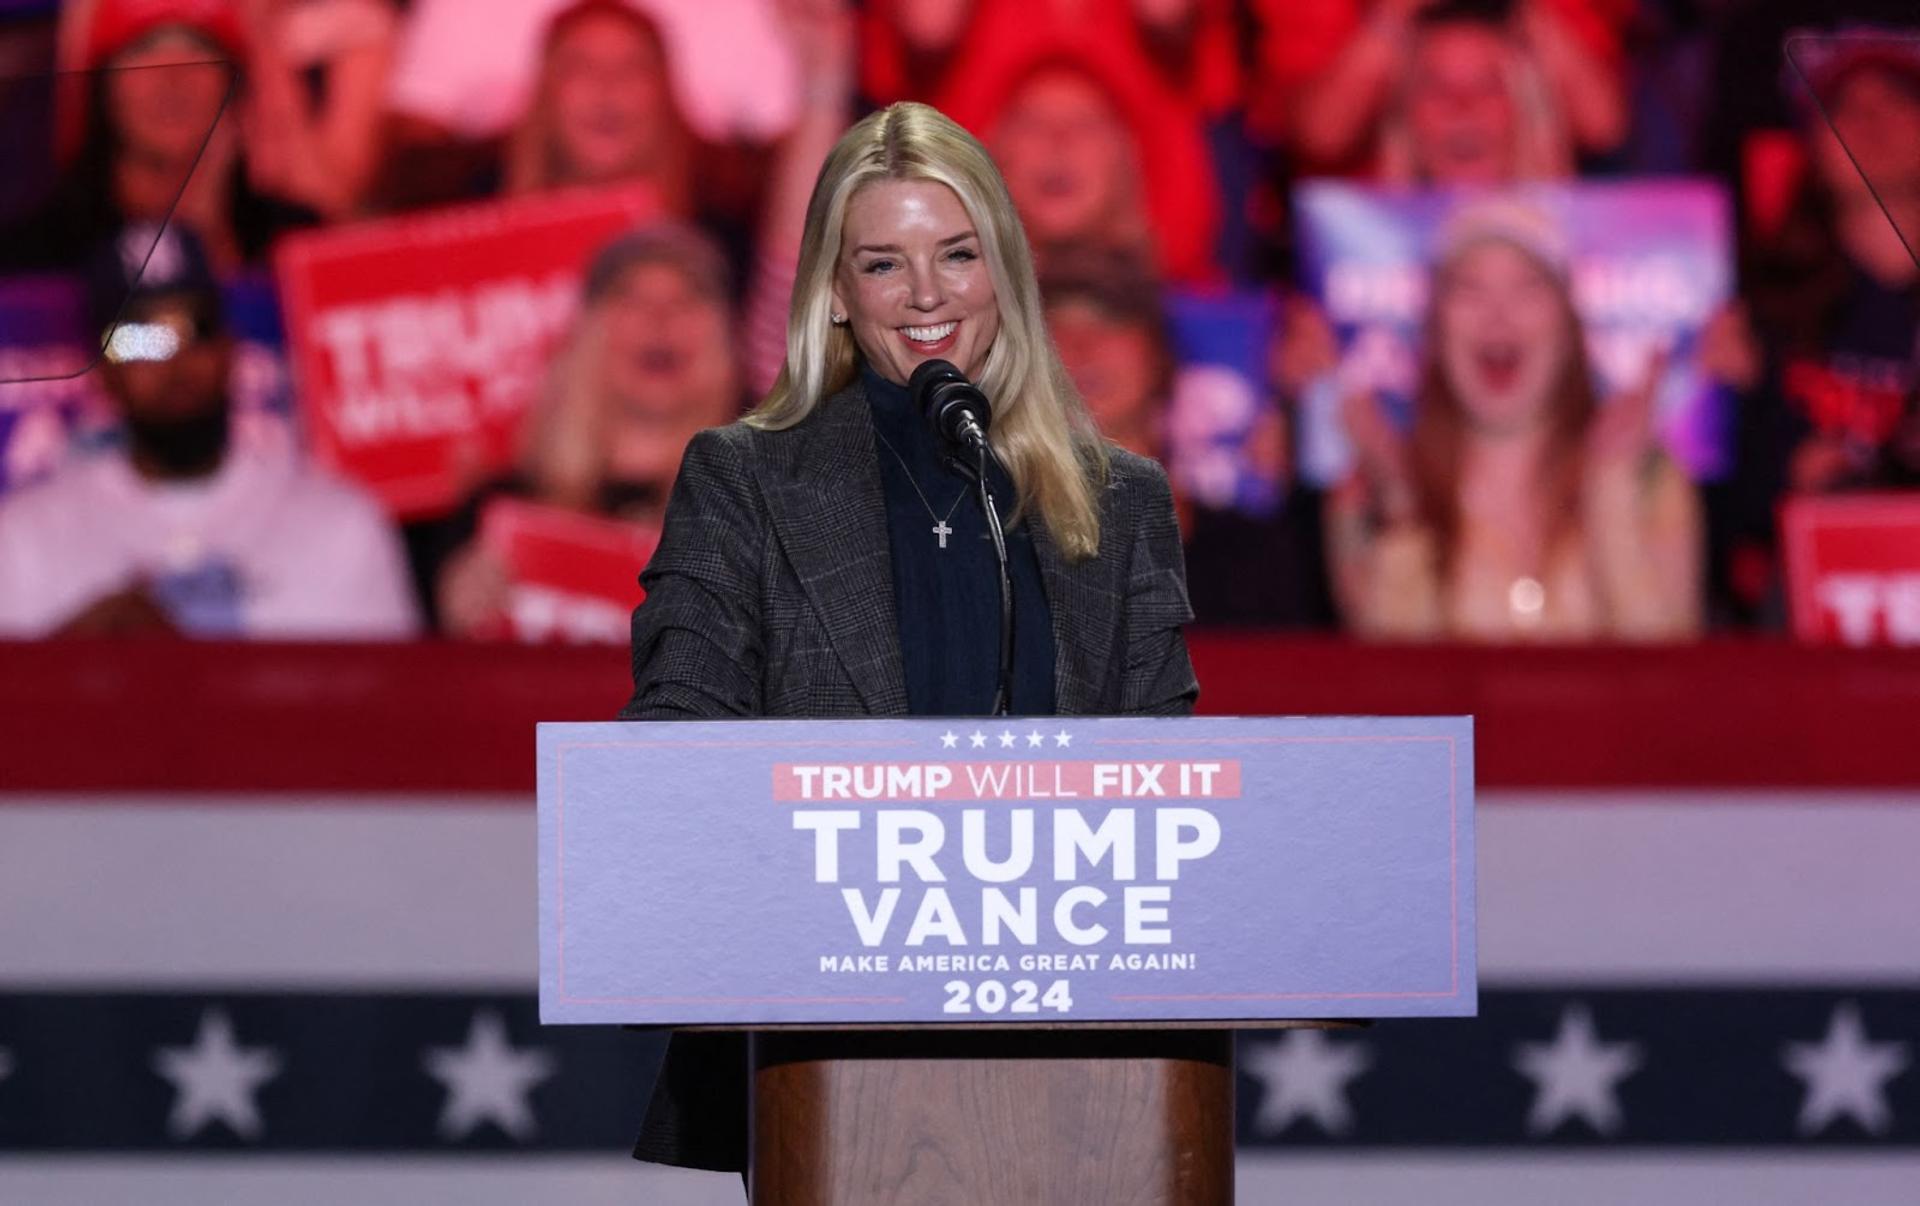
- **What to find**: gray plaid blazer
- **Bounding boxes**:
[621,378,1198,722]
[621,378,1198,1170]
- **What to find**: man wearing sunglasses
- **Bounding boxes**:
[0,223,419,638]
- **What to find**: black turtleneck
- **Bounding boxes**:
[863,365,1056,717]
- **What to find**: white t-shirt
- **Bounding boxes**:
[386,0,798,143]
[0,446,422,639]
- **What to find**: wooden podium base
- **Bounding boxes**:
[749,1029,1234,1206]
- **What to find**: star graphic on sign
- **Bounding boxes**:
[940,731,958,749]
[1242,1029,1372,1135]
[152,1008,283,1140]
[1782,1002,1910,1136]
[1054,731,1073,747]
[969,730,987,748]
[1026,730,1045,748]
[998,729,1017,748]
[1512,1003,1641,1136]
[423,1010,557,1142]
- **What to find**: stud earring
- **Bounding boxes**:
[830,312,847,325]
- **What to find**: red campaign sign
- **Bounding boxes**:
[478,497,660,645]
[1781,493,1920,646]
[275,185,663,519]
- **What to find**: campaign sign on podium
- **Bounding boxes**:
[538,716,1475,1025]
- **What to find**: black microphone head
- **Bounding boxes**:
[909,358,991,447]
[908,358,966,400]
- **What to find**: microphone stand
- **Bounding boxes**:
[915,361,1015,718]
[951,432,1014,717]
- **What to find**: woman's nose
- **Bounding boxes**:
[908,263,942,312]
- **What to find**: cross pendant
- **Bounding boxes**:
[933,520,953,549]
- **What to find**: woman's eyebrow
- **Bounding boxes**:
[851,232,978,255]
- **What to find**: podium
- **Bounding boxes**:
[748,1027,1236,1204]
[539,716,1474,1203]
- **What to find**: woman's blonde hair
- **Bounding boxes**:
[749,102,1110,560]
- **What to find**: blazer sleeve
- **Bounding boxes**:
[620,427,767,719]
[1118,460,1201,716]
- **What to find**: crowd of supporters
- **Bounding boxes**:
[0,0,1914,643]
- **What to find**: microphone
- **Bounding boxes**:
[909,359,992,455]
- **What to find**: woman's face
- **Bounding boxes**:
[1435,241,1571,433]
[833,178,1001,385]
[1046,296,1159,441]
[547,11,673,183]
[1405,25,1517,186]
[598,261,736,420]
[992,69,1135,246]
[106,31,231,163]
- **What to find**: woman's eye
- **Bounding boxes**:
[863,259,895,274]
[946,247,978,263]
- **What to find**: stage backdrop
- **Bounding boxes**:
[0,641,1915,1205]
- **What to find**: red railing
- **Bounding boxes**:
[2,637,1914,792]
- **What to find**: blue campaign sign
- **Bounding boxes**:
[538,715,1475,1025]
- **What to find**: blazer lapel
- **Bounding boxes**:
[1029,513,1120,716]
[757,382,911,716]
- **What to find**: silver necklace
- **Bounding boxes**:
[872,428,968,549]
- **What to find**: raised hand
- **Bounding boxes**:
[1588,345,1668,473]
[1341,387,1415,525]
[436,543,515,640]
[1697,302,1760,392]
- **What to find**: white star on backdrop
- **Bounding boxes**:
[1026,730,1045,748]
[1512,1003,1641,1136]
[1782,1002,1910,1136]
[1054,731,1073,747]
[998,729,1016,748]
[969,730,987,748]
[152,1009,283,1140]
[423,1010,557,1142]
[1242,1029,1372,1135]
[940,731,958,749]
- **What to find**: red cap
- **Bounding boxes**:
[82,0,248,70]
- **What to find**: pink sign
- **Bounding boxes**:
[771,759,1244,802]
[478,497,659,645]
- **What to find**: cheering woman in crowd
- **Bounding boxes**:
[620,101,1199,1171]
[431,224,746,638]
[1325,201,1703,641]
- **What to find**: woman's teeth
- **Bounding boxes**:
[901,321,957,343]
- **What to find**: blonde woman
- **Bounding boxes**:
[623,101,1198,1172]
[500,0,696,202]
